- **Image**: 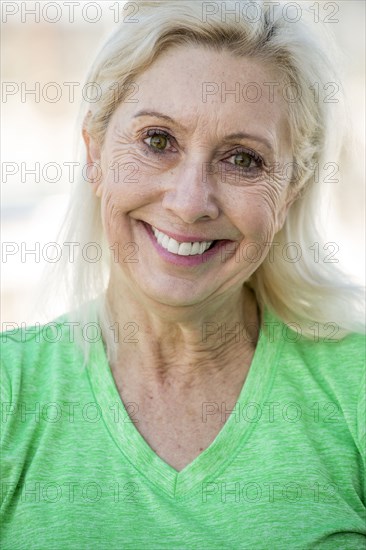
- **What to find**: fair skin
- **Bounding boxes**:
[83,45,297,471]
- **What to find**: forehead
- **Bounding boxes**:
[110,44,290,150]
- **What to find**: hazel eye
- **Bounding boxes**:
[144,131,171,151]
[232,152,257,168]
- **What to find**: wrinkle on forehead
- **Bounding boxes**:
[105,44,292,159]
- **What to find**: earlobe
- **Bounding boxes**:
[82,117,103,197]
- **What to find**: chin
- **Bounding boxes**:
[134,273,213,308]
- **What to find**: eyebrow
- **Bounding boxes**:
[223,132,273,152]
[133,110,182,127]
[133,110,274,152]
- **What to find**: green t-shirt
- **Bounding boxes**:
[1,307,365,549]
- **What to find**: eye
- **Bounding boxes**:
[225,150,263,170]
[143,129,174,153]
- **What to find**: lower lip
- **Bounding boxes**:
[142,222,236,267]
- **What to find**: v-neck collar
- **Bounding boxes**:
[86,306,283,499]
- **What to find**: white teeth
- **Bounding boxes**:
[191,242,201,254]
[161,234,170,249]
[167,238,180,254]
[151,226,213,256]
[178,242,192,256]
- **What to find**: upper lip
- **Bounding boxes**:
[143,221,233,243]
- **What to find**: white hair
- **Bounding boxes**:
[40,0,365,365]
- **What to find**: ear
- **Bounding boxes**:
[82,114,103,198]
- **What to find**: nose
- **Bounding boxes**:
[161,160,220,223]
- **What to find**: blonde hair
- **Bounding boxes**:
[43,0,365,363]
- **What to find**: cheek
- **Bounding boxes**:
[226,181,286,241]
[100,188,124,244]
[99,151,166,245]
[99,146,158,212]
[102,152,173,220]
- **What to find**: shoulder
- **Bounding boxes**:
[0,316,87,405]
[292,329,365,386]
[263,306,366,386]
[294,330,366,423]
[272,318,365,460]
[1,317,81,364]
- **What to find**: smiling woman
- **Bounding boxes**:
[1,1,365,549]
[91,46,294,315]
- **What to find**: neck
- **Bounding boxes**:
[101,279,260,395]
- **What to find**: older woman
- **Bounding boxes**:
[1,1,365,549]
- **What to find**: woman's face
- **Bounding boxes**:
[88,45,296,307]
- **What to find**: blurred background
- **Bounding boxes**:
[1,0,365,326]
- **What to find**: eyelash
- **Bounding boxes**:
[225,148,264,170]
[142,128,264,169]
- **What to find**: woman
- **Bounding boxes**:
[1,1,365,548]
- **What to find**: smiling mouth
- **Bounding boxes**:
[150,225,217,256]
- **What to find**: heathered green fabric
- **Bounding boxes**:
[1,307,365,550]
